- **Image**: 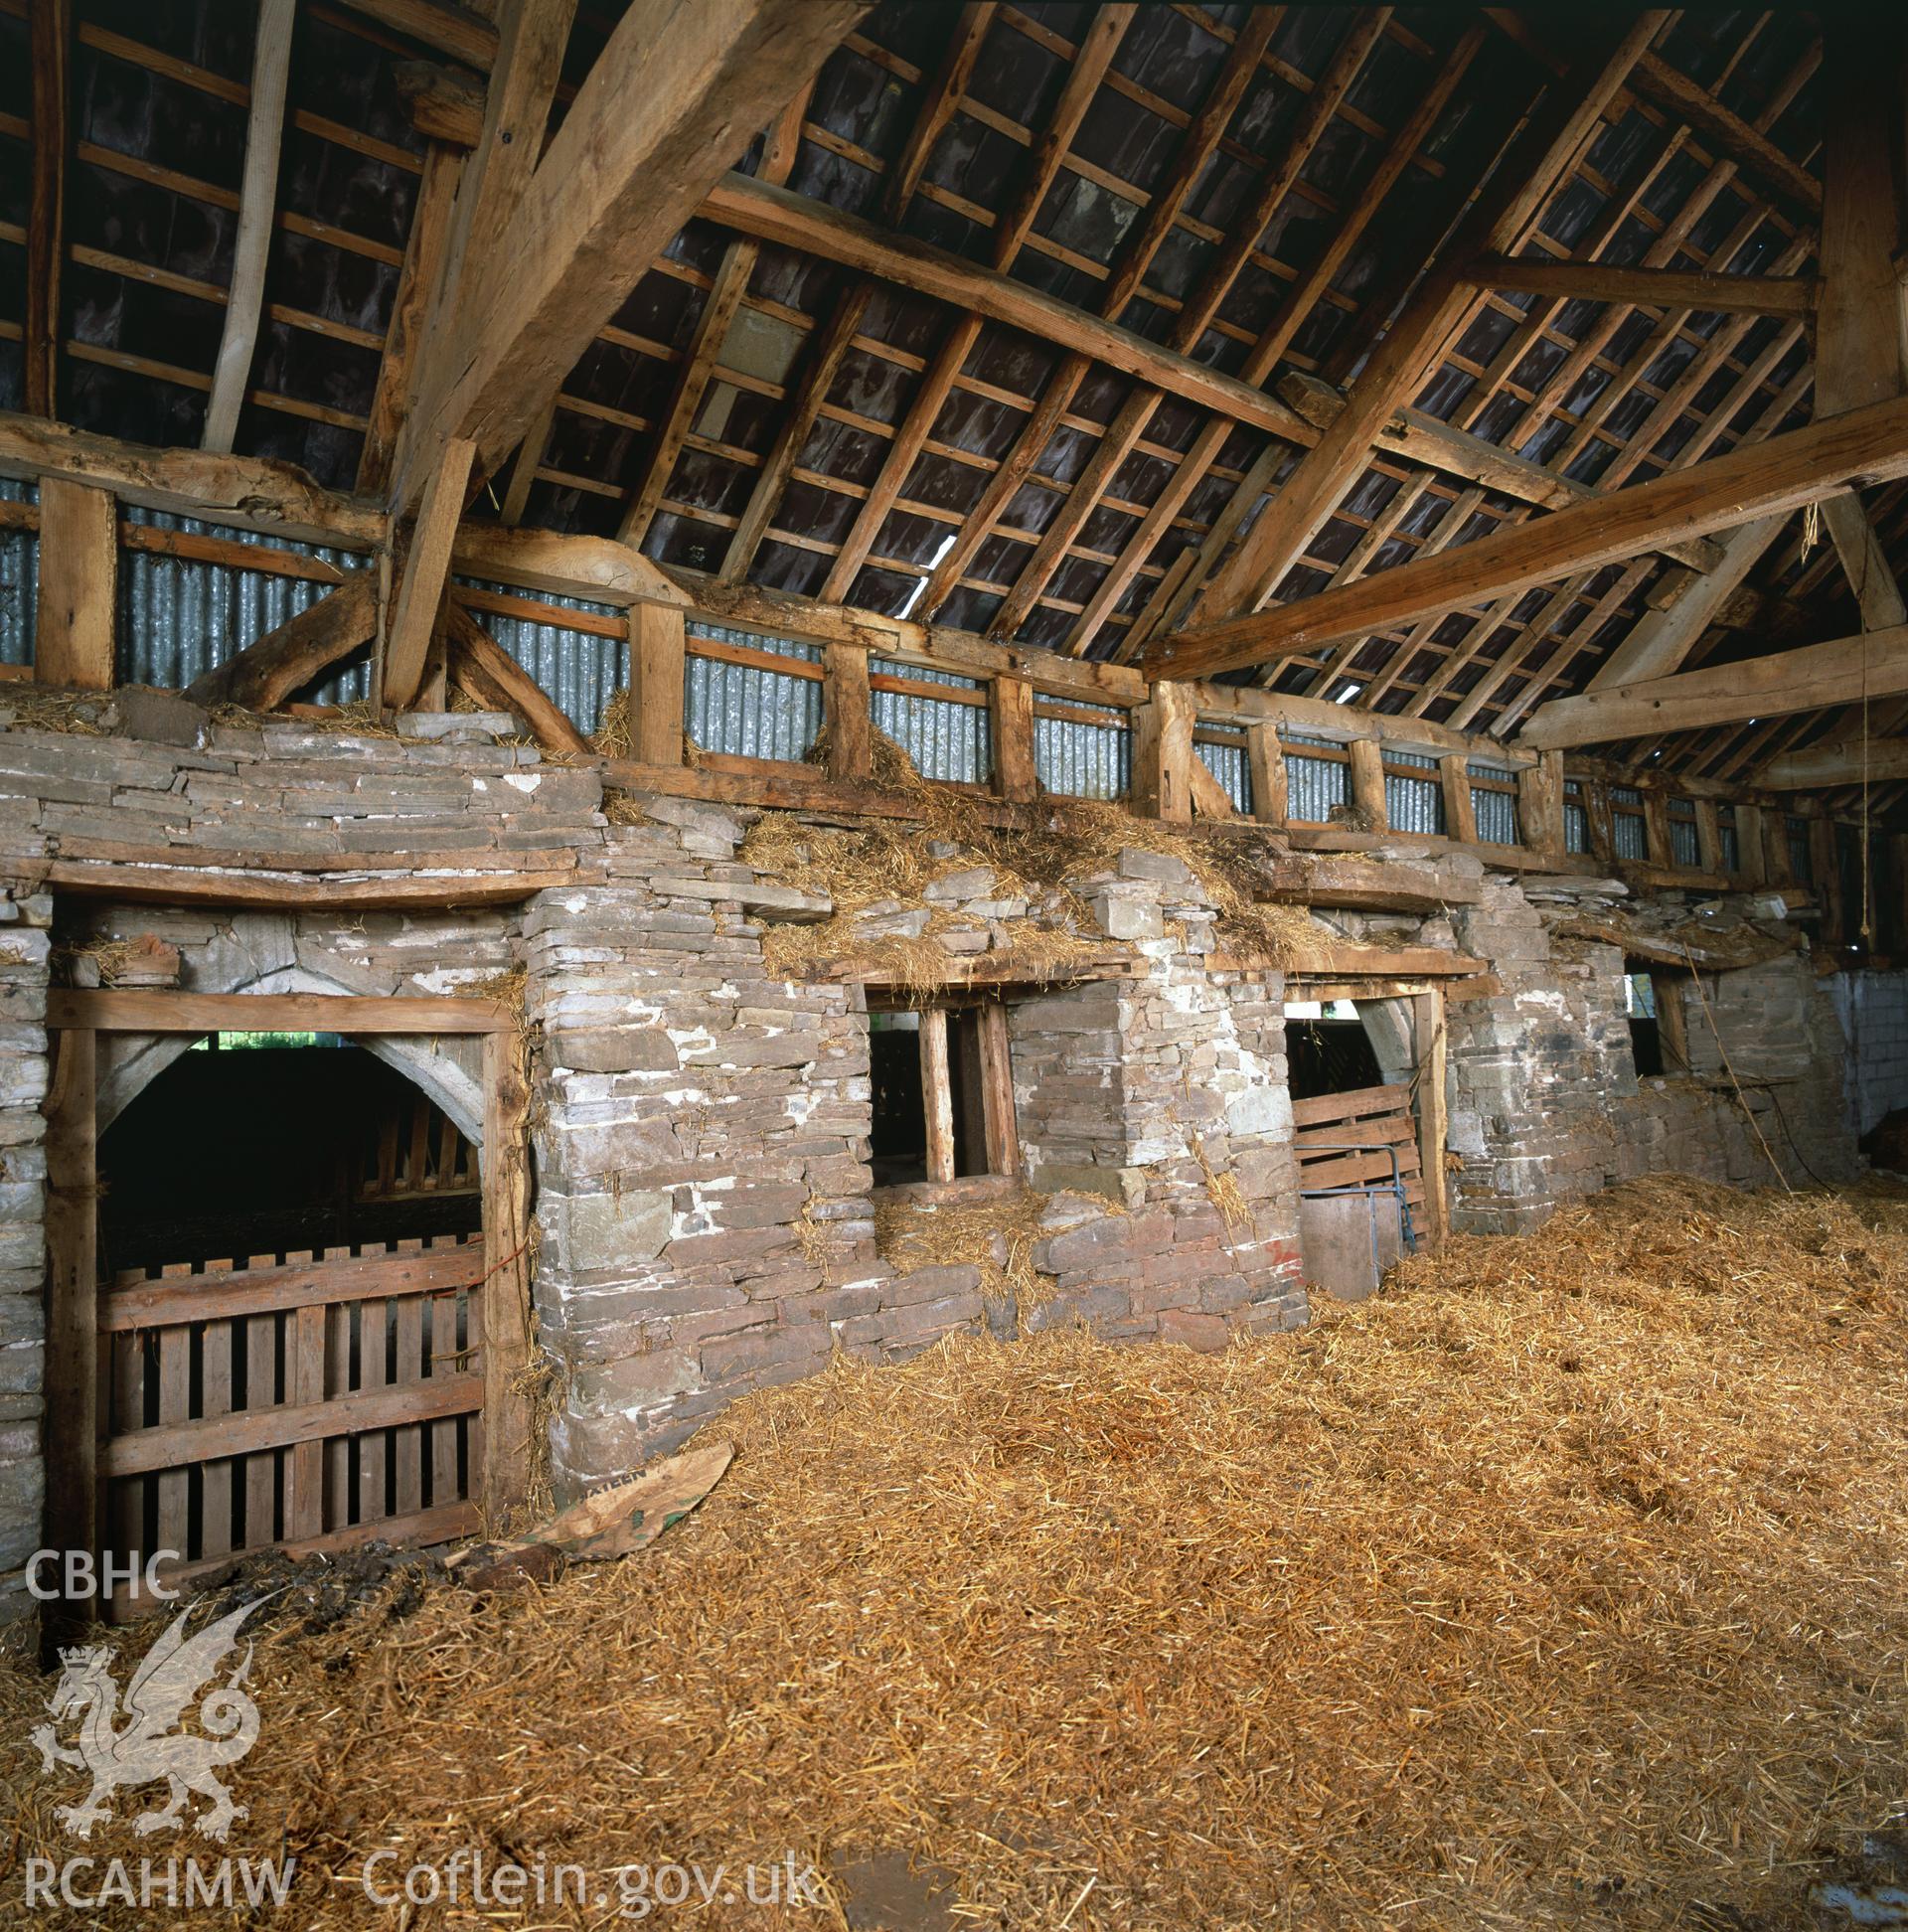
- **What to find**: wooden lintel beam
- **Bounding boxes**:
[1468,253,1818,316]
[1150,392,1908,683]
[48,989,514,1033]
[1519,623,1908,748]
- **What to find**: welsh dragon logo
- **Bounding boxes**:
[31,1596,270,1842]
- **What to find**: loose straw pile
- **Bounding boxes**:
[8,1174,1905,1928]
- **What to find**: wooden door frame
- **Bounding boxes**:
[42,991,528,1650]
[1284,975,1451,1249]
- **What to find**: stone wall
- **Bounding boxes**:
[0,705,1879,1613]
[1832,971,1908,1143]
[527,808,1307,1495]
[0,890,49,1613]
[1438,878,1855,1233]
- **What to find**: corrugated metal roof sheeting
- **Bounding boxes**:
[118,508,374,705]
[460,578,624,738]
[1196,736,1250,815]
[0,479,36,668]
[871,657,989,783]
[1036,701,1130,800]
[685,620,821,762]
[1285,752,1347,822]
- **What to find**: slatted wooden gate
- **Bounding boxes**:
[100,1235,487,1616]
[1293,1082,1427,1216]
[1294,1082,1426,1301]
[42,990,532,1642]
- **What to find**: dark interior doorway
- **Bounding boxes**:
[1286,1005,1384,1100]
[99,1036,482,1276]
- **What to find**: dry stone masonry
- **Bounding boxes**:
[0,706,1901,1611]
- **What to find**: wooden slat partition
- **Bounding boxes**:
[1293,1084,1425,1211]
[100,1233,486,1619]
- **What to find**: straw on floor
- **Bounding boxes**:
[6,1174,1906,1929]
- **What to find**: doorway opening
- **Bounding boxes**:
[92,1035,487,1612]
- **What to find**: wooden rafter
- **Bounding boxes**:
[25,0,71,419]
[614,86,810,550]
[981,9,1393,643]
[358,114,464,494]
[203,0,296,454]
[1520,624,1908,749]
[389,0,867,511]
[716,0,994,583]
[1150,393,1908,685]
[914,3,1290,621]
[1185,15,1669,634]
[1079,26,1491,659]
[815,3,1140,606]
[881,2,998,225]
[1466,255,1816,316]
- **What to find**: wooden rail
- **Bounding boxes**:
[1,473,1896,953]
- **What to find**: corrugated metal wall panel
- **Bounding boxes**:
[0,479,36,668]
[1466,760,1519,845]
[1670,818,1700,868]
[118,508,375,705]
[871,657,989,782]
[1787,816,1812,881]
[1720,824,1740,873]
[458,579,624,738]
[685,620,822,762]
[1385,772,1442,835]
[1564,801,1590,854]
[1285,752,1347,822]
[1614,812,1649,861]
[1196,736,1251,814]
[1036,701,1131,799]
[1472,787,1518,844]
